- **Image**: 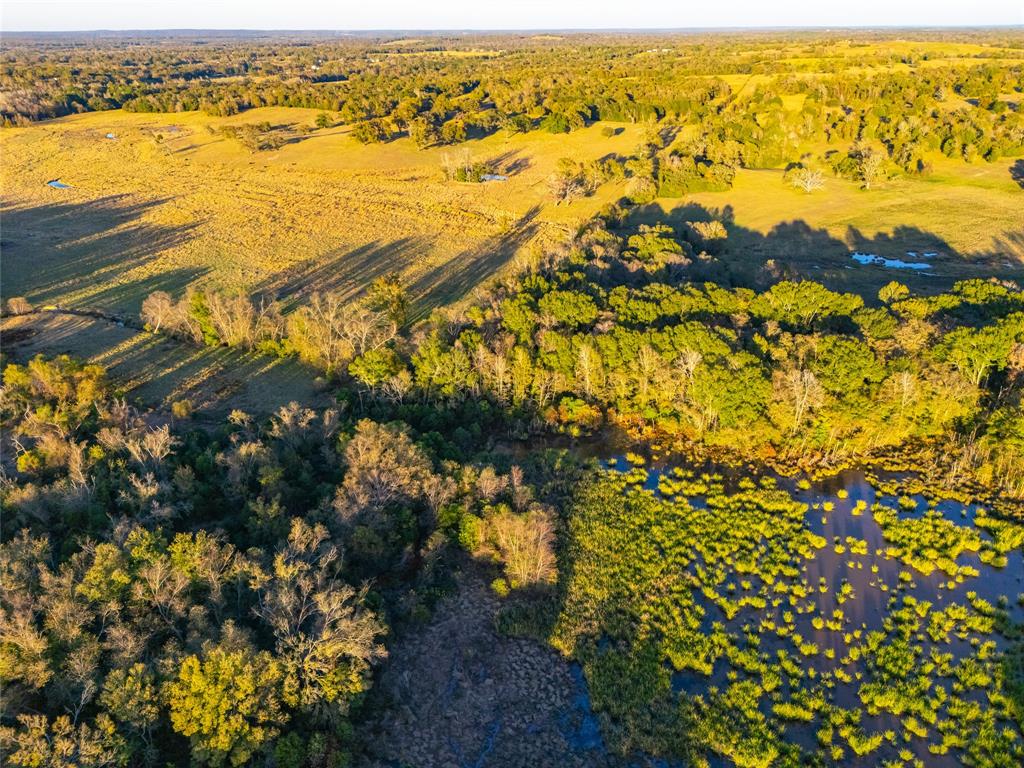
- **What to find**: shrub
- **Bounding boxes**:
[5,296,32,314]
[171,399,193,419]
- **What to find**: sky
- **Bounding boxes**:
[2,0,1022,32]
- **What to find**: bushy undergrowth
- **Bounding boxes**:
[0,354,565,767]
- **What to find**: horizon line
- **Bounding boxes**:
[4,24,1024,34]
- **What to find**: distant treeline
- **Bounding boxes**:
[3,33,1023,167]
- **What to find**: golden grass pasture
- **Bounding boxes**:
[641,151,1024,294]
[1,108,642,317]
[2,102,1021,321]
[1,49,1021,415]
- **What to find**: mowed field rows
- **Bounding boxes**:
[1,311,330,414]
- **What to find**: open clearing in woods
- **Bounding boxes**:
[637,155,1023,297]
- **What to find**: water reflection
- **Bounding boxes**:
[599,457,1023,767]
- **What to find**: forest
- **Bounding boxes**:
[2,27,1024,768]
[4,31,1024,174]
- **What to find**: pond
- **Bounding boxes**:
[562,456,1024,766]
[850,251,932,270]
[46,179,71,189]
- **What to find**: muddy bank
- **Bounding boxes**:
[358,568,614,768]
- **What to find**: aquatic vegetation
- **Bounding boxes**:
[873,504,983,576]
[552,467,1024,764]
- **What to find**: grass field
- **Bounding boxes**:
[639,152,1024,296]
[1,108,640,318]
[4,106,1021,322]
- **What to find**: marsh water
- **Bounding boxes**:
[567,455,1024,767]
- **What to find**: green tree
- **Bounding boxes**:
[348,348,403,388]
[627,224,685,262]
[351,119,389,144]
[165,645,284,767]
[187,290,220,346]
[878,281,910,304]
[750,281,862,328]
[537,290,599,330]
[541,113,571,133]
[936,322,1020,386]
[811,335,885,396]
[409,117,439,148]
[499,295,539,342]
[99,664,159,747]
[366,272,409,326]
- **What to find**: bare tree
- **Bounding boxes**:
[4,296,33,315]
[548,171,584,204]
[881,371,918,420]
[206,292,281,349]
[133,557,190,634]
[775,368,824,434]
[267,402,318,448]
[854,146,886,189]
[337,304,398,358]
[490,508,556,588]
[253,519,386,717]
[288,294,397,375]
[140,291,177,333]
[675,349,703,381]
[288,293,349,373]
[336,419,436,521]
[575,343,603,398]
[123,426,178,473]
[788,167,825,194]
[379,370,413,404]
[441,147,474,180]
[476,467,509,501]
[509,465,532,511]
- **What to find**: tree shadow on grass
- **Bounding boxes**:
[83,266,212,316]
[624,201,1023,300]
[103,331,320,415]
[485,149,532,176]
[1011,159,1024,189]
[1,195,199,313]
[255,206,542,320]
[979,230,1024,266]
[1,312,325,416]
[253,236,436,310]
[408,205,541,318]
